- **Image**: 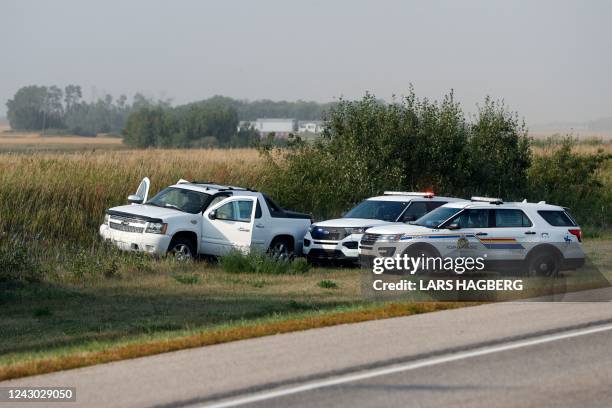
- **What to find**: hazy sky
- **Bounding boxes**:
[1,0,610,124]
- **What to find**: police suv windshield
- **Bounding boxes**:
[414,207,462,228]
[146,187,210,214]
[343,200,409,222]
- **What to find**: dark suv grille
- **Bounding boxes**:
[311,227,350,241]
[360,233,380,247]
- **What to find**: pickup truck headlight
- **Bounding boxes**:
[145,222,168,234]
[104,214,109,225]
[377,234,403,242]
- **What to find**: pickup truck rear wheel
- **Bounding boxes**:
[168,237,195,261]
[268,238,293,262]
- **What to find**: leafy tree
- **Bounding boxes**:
[122,106,170,148]
[260,91,532,219]
[467,97,531,199]
[6,85,65,130]
[123,99,239,148]
[528,137,610,226]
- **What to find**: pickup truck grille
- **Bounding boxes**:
[311,227,349,241]
[110,215,147,225]
[360,233,380,246]
[109,221,145,234]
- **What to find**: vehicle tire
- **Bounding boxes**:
[404,246,438,275]
[268,237,294,262]
[526,250,560,277]
[168,237,195,261]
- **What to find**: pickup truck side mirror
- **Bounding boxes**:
[127,194,144,204]
[208,210,217,220]
[447,223,461,230]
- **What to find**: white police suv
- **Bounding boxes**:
[303,192,465,263]
[359,197,585,276]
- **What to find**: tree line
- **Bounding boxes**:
[5,86,335,146]
[5,85,167,136]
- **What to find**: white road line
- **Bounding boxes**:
[203,322,612,408]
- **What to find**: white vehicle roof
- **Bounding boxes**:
[366,192,466,203]
[168,181,259,196]
[440,200,566,211]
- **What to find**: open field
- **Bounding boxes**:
[529,130,612,141]
[2,125,612,154]
[1,142,609,246]
[0,125,125,152]
[0,148,263,244]
[0,238,609,380]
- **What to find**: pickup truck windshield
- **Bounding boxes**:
[146,187,210,214]
[343,200,409,222]
[414,207,462,228]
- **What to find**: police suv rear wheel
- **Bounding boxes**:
[527,251,560,277]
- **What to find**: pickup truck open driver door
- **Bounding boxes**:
[128,177,150,204]
[201,196,257,256]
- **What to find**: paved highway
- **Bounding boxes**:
[3,288,612,408]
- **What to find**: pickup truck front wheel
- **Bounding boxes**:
[168,237,195,261]
[268,238,293,262]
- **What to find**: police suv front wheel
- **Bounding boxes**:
[526,251,560,277]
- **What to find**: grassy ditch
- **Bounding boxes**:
[0,300,473,381]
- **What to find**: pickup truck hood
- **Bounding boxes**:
[106,204,185,221]
[314,218,392,228]
[366,224,434,235]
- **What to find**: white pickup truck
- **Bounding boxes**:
[99,178,312,260]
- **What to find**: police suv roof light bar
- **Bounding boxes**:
[471,196,503,204]
[384,191,434,198]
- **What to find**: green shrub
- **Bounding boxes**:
[527,137,611,227]
[260,91,531,220]
[318,279,338,289]
[172,273,200,285]
[0,236,44,284]
[32,306,52,317]
[220,251,310,275]
[290,258,310,274]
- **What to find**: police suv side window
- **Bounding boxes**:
[494,209,533,227]
[452,209,491,228]
[426,201,445,212]
[400,202,428,222]
[538,210,576,227]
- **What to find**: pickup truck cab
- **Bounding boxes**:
[359,197,585,276]
[303,192,466,263]
[99,178,311,260]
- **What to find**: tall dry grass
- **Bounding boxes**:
[0,142,609,244]
[0,149,263,243]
